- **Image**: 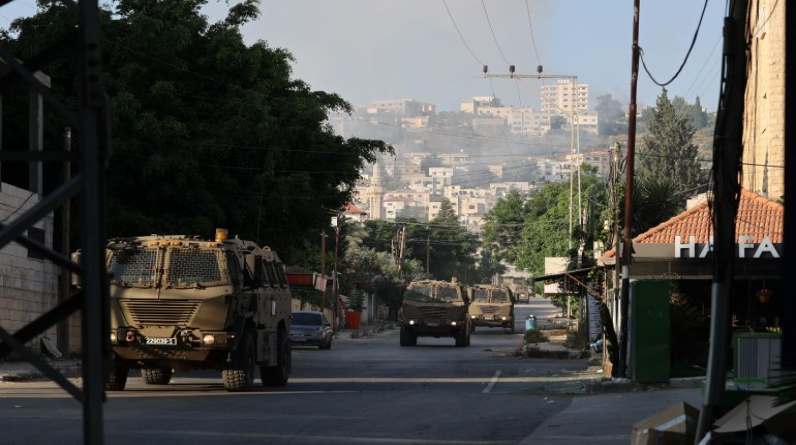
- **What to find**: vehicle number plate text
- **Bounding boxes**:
[145,337,176,346]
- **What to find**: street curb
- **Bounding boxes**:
[0,361,82,383]
[584,376,707,394]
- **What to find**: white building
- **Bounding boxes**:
[541,79,589,114]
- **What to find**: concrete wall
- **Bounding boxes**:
[742,0,785,200]
[0,183,59,353]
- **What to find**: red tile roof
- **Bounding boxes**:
[603,189,782,258]
[343,202,367,215]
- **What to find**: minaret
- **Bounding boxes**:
[366,163,384,220]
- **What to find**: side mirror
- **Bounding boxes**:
[70,250,82,289]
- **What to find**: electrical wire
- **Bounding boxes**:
[639,0,710,87]
[524,0,542,66]
[441,0,484,66]
[480,0,512,66]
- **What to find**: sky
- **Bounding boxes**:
[0,0,727,112]
[225,0,727,112]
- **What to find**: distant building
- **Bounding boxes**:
[460,96,502,114]
[360,164,385,220]
[343,202,368,223]
[565,149,613,178]
[541,79,589,114]
[400,116,429,129]
[566,111,599,135]
[367,98,435,117]
[383,196,424,221]
[472,117,505,136]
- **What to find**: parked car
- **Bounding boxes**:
[290,311,333,350]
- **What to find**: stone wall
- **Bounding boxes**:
[742,0,785,200]
[0,183,59,354]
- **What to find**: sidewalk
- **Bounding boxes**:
[519,387,704,445]
[0,359,82,382]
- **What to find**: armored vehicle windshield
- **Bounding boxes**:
[404,285,433,302]
[491,289,510,303]
[436,285,462,302]
[107,246,231,289]
[472,288,490,303]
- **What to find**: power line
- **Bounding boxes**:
[480,0,512,66]
[639,0,710,87]
[524,0,542,66]
[441,0,484,66]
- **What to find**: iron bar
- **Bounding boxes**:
[0,46,79,127]
[0,175,81,250]
[0,292,83,359]
[0,325,84,401]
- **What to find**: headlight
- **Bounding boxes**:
[202,334,215,345]
[110,331,117,344]
[408,320,415,325]
[451,321,458,326]
[470,315,476,319]
[501,316,507,321]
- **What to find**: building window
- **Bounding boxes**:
[27,227,45,260]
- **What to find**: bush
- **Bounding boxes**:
[523,329,549,344]
[564,327,589,351]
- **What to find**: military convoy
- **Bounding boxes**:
[467,284,515,334]
[398,279,471,347]
[93,229,292,392]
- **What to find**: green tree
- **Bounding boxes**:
[481,190,527,264]
[1,0,391,262]
[637,88,704,195]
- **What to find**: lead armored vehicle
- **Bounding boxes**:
[398,279,470,347]
[94,229,292,392]
[467,284,515,334]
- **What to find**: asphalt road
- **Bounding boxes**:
[0,301,587,445]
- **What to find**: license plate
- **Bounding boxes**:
[425,321,440,327]
[291,337,307,342]
[145,337,176,346]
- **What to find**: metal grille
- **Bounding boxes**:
[166,249,228,288]
[479,305,499,314]
[107,249,158,286]
[121,300,200,326]
[418,306,449,318]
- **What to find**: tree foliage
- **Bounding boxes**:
[637,89,705,194]
[482,171,606,276]
[0,0,391,262]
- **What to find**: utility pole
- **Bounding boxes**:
[484,70,582,253]
[331,217,340,332]
[618,0,641,379]
[696,1,749,441]
[320,230,327,314]
[397,224,406,272]
[611,142,623,349]
[426,231,430,274]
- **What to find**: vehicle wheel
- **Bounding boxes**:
[106,356,129,391]
[455,328,468,347]
[399,327,416,347]
[469,322,475,334]
[261,329,291,387]
[223,332,255,392]
[142,367,172,385]
[319,334,332,350]
[504,324,515,334]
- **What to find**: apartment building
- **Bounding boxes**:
[541,79,589,114]
[460,96,502,114]
[565,149,613,178]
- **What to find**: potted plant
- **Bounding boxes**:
[757,287,772,303]
[345,291,365,329]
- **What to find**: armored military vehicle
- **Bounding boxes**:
[398,279,470,347]
[96,229,292,392]
[467,285,515,334]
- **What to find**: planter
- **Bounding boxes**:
[345,311,362,330]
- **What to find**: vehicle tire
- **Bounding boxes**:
[399,327,416,347]
[223,332,256,392]
[319,334,332,350]
[106,356,129,391]
[142,367,172,385]
[504,324,515,334]
[455,327,468,347]
[261,329,291,387]
[469,322,475,334]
